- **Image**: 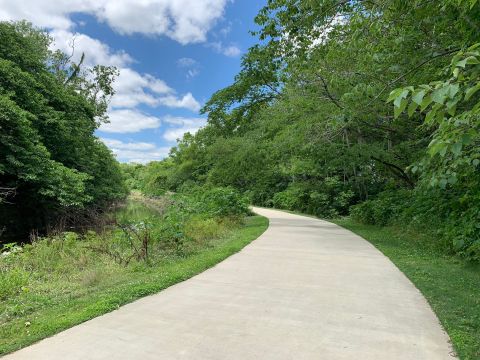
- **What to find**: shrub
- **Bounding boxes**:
[272,178,355,218]
[184,216,226,244]
[350,187,480,261]
[350,190,409,226]
[272,184,306,210]
[196,187,250,217]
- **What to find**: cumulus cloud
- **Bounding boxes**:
[208,41,241,57]
[101,138,170,163]
[163,116,207,142]
[101,138,156,151]
[0,0,228,45]
[48,32,201,111]
[158,93,201,112]
[99,109,161,133]
[50,29,133,68]
[111,68,172,108]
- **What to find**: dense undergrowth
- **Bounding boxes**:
[0,187,266,355]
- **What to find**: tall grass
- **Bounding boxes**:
[0,188,266,355]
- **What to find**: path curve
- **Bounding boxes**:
[4,207,454,359]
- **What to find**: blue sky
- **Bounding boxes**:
[0,0,265,163]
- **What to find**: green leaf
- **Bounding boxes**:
[465,83,480,101]
[407,100,418,117]
[412,89,426,105]
[451,142,462,157]
[431,86,448,104]
[445,98,458,116]
[424,109,436,124]
[393,89,409,107]
[461,133,472,145]
[420,94,433,111]
[428,140,445,157]
[387,88,405,103]
[455,58,468,68]
[465,55,480,65]
[467,43,480,51]
[447,83,459,98]
[453,67,460,78]
[394,104,402,119]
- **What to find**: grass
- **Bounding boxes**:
[0,211,268,355]
[333,218,480,360]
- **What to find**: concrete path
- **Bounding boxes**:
[4,207,455,359]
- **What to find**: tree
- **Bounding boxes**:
[0,21,127,239]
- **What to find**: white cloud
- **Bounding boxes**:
[48,31,201,111]
[163,116,207,142]
[101,138,170,163]
[208,41,241,57]
[177,57,197,68]
[222,45,242,57]
[50,29,133,68]
[219,23,232,37]
[177,57,200,79]
[158,93,201,112]
[0,0,228,45]
[99,109,161,133]
[111,68,172,108]
[186,69,200,79]
[101,138,156,151]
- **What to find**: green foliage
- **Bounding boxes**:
[192,187,250,217]
[0,268,28,300]
[0,21,127,239]
[0,196,268,355]
[273,178,354,218]
[351,185,480,261]
[135,0,479,263]
[389,43,480,188]
[351,190,410,226]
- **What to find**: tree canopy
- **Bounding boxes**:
[131,0,480,260]
[0,21,127,239]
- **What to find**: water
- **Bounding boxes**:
[114,200,161,223]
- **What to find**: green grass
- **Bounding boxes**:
[333,218,480,360]
[0,215,268,355]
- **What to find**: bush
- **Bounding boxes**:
[350,190,409,226]
[272,178,355,218]
[195,187,250,217]
[350,186,480,261]
[272,184,306,211]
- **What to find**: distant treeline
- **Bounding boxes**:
[0,22,127,241]
[124,0,480,261]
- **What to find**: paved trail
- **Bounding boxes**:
[4,207,455,359]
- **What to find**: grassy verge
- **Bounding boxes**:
[333,218,480,360]
[0,215,268,355]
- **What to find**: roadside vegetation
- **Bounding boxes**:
[1,0,480,358]
[0,188,268,355]
[0,21,127,242]
[120,2,480,357]
[123,0,480,264]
